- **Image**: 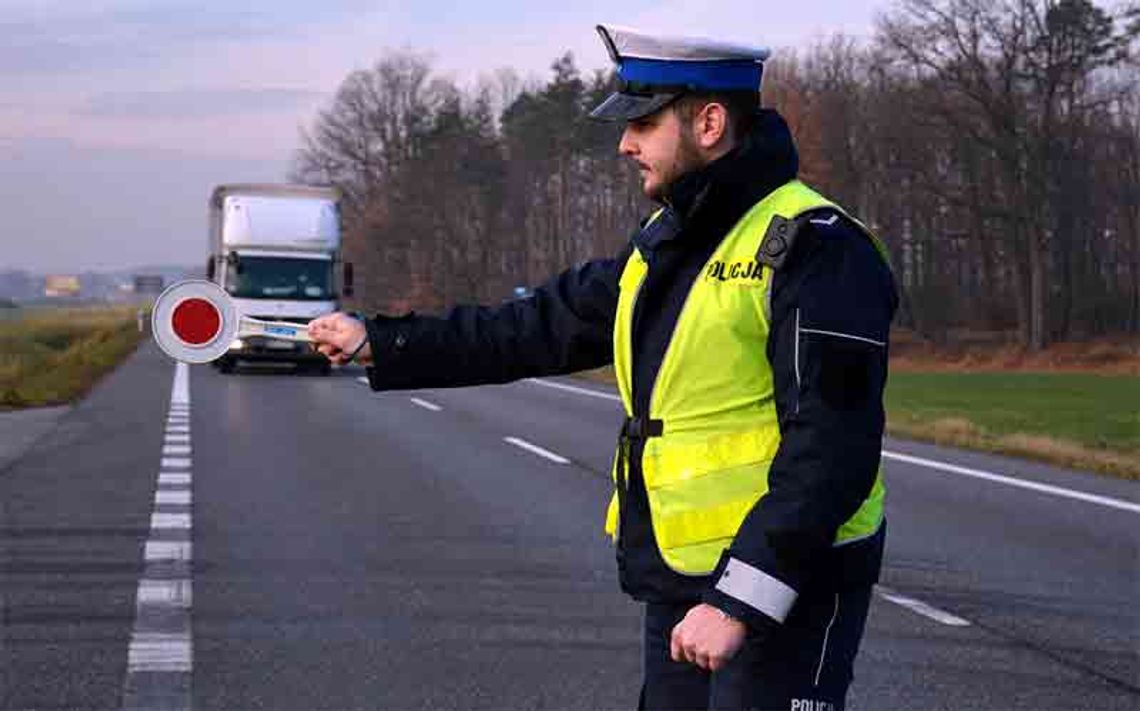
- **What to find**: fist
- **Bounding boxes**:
[670,603,747,672]
[307,312,370,366]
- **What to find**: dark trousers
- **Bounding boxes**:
[639,585,873,711]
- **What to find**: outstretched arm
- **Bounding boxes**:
[309,252,628,390]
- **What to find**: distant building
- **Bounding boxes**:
[132,275,165,295]
[44,275,81,298]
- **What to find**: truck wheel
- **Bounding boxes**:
[216,356,235,374]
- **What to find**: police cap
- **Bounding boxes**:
[589,24,770,122]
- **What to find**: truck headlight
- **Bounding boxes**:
[228,338,245,350]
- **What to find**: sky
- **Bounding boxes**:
[0,0,887,273]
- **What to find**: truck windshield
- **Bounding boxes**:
[225,256,333,301]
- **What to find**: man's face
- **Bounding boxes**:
[619,106,703,202]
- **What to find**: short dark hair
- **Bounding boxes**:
[671,91,760,142]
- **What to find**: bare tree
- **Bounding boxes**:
[290,11,1136,344]
[878,0,1138,348]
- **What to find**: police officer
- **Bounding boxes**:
[309,24,897,711]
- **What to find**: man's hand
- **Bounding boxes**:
[670,603,747,672]
[307,313,371,366]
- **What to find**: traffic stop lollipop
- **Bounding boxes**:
[152,280,314,363]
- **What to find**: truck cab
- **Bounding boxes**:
[207,184,350,374]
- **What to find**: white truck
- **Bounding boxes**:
[206,183,352,374]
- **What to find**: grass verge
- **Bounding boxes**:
[0,306,145,409]
[885,372,1139,479]
[573,366,1140,480]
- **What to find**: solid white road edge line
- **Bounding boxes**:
[525,378,1138,513]
[526,377,622,402]
[877,586,971,627]
[879,451,1140,514]
[410,397,443,412]
[504,436,571,465]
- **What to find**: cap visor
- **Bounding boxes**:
[589,91,678,122]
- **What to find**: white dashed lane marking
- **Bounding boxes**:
[877,586,972,627]
[410,397,443,412]
[127,633,193,673]
[137,579,193,607]
[155,490,192,505]
[159,472,191,485]
[122,361,194,709]
[150,512,191,530]
[504,436,571,465]
[145,540,192,562]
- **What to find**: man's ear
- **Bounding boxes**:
[694,102,729,150]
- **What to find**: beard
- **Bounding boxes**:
[644,131,706,203]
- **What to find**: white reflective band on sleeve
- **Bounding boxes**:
[715,558,799,623]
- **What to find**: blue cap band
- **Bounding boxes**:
[618,57,762,92]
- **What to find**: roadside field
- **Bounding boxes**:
[0,306,145,409]
[885,371,1139,479]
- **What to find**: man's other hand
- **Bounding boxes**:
[670,603,747,672]
[307,313,371,366]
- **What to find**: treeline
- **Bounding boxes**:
[293,0,1139,349]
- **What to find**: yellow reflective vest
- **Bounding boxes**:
[605,179,888,575]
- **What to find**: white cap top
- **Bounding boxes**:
[597,24,770,64]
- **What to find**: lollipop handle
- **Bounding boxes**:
[237,316,314,343]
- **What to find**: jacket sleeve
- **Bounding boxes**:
[703,213,897,631]
[362,247,629,391]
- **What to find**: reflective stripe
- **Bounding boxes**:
[798,326,885,347]
[814,593,840,686]
[794,309,802,391]
[715,557,798,623]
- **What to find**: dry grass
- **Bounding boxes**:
[890,330,1140,375]
[0,306,145,409]
[886,418,1140,480]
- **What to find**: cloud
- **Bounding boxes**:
[78,88,328,119]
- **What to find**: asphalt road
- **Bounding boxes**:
[1,342,1136,710]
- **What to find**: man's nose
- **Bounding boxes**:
[618,127,637,156]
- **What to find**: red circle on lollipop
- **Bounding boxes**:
[171,297,222,345]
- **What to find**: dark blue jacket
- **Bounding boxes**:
[363,109,897,631]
